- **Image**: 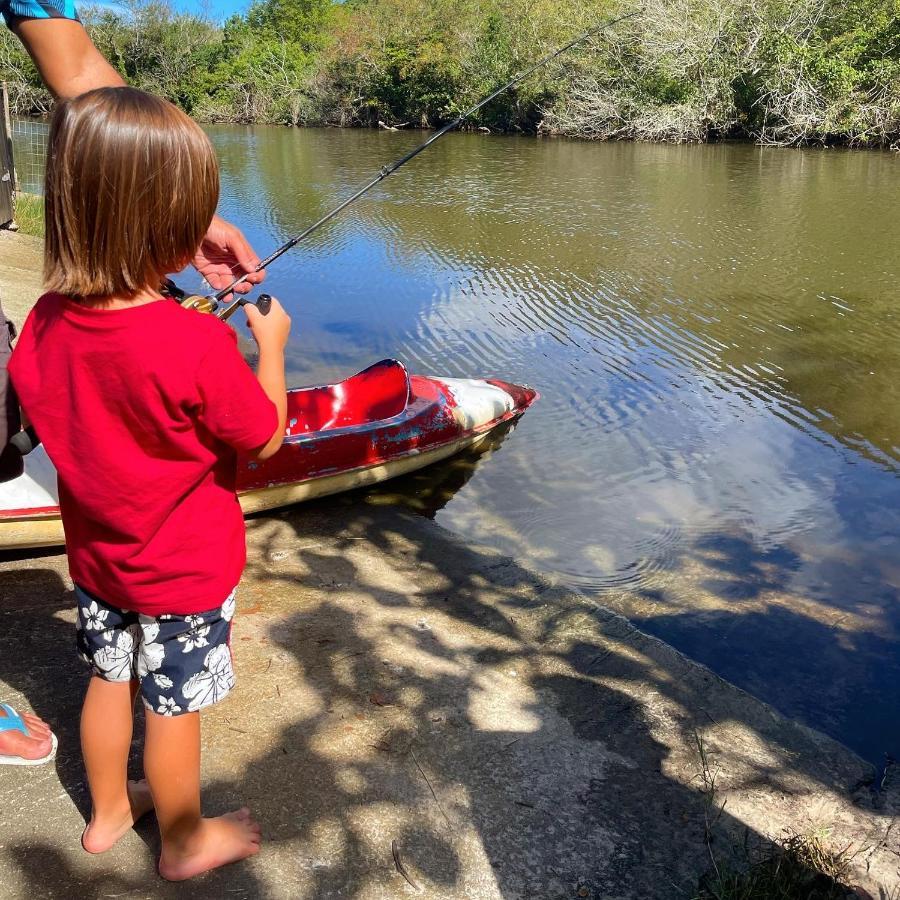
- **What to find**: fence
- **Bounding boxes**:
[10,116,48,196]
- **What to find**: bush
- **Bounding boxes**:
[0,0,894,145]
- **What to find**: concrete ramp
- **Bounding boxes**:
[0,502,897,898]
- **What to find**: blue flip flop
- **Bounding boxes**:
[0,703,58,766]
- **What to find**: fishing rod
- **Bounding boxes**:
[203,9,639,322]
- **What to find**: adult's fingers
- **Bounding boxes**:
[208,216,266,292]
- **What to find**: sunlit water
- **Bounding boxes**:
[183,128,899,767]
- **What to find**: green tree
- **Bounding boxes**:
[0,0,894,145]
[245,0,335,49]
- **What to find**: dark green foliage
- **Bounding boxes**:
[245,0,334,48]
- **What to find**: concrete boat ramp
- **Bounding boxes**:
[1,500,899,899]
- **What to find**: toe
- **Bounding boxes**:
[28,737,54,758]
[21,712,48,725]
[0,730,52,760]
[22,715,52,736]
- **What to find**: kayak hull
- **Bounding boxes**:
[0,360,537,551]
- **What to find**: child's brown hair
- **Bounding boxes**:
[44,86,219,298]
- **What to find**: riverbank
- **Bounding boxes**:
[2,0,899,148]
[0,230,41,320]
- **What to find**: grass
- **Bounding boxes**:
[691,731,862,900]
[13,191,43,237]
[694,831,860,900]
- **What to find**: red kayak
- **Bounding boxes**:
[0,358,537,550]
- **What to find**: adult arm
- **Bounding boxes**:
[10,16,122,98]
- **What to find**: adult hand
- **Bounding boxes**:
[192,214,266,295]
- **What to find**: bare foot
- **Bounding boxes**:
[0,710,54,761]
[158,808,262,881]
[82,779,155,854]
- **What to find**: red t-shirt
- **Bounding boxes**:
[10,293,278,615]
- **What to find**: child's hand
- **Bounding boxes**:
[245,296,291,352]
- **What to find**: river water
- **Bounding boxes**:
[194,126,899,767]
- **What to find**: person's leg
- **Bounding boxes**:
[76,588,156,854]
[144,709,260,881]
[0,300,23,483]
[80,676,154,853]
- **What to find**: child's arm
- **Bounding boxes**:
[244,299,291,460]
[193,301,290,458]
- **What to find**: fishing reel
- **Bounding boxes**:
[161,279,271,322]
[3,283,271,466]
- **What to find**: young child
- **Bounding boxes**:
[9,86,291,880]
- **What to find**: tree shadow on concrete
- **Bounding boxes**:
[0,563,270,898]
[201,503,888,897]
[0,503,890,898]
[378,414,900,767]
[0,566,89,810]
[623,529,900,769]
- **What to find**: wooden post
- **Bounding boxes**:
[2,81,13,193]
[0,83,14,226]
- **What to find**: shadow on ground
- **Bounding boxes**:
[384,435,900,771]
[0,500,895,898]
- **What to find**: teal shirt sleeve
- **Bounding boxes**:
[0,0,78,26]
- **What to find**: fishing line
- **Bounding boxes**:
[211,9,640,320]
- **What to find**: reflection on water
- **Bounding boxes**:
[363,421,521,517]
[187,127,899,765]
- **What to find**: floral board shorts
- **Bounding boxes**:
[75,584,237,716]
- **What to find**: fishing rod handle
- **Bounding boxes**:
[216,293,272,322]
[235,293,273,318]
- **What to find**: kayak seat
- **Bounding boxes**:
[284,359,412,436]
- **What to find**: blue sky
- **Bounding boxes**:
[89,0,251,18]
[97,0,348,22]
[93,0,348,23]
[171,0,250,19]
